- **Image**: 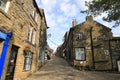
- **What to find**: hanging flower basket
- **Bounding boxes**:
[23,45,31,55]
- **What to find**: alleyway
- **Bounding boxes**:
[25,55,120,80]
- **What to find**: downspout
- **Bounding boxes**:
[109,39,113,71]
[90,27,95,69]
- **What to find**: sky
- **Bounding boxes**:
[35,0,120,52]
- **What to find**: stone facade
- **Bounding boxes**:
[0,0,48,80]
[110,37,120,71]
[37,8,49,68]
[59,16,113,71]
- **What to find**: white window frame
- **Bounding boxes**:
[76,32,83,40]
[28,25,33,42]
[75,47,86,60]
[35,13,38,22]
[23,52,32,71]
[32,29,36,45]
[104,50,109,56]
[28,25,36,45]
[31,5,35,18]
[0,0,10,12]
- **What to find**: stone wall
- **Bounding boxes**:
[67,16,113,70]
[0,0,43,80]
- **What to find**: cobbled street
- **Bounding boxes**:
[25,55,120,80]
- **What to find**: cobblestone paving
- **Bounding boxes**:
[25,55,120,80]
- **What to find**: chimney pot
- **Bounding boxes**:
[72,19,78,27]
[86,15,93,21]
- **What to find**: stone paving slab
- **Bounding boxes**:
[25,55,120,80]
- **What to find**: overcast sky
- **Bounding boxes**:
[35,0,120,51]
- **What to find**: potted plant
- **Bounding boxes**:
[23,45,31,55]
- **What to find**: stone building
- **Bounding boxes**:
[60,16,113,70]
[56,32,69,58]
[37,8,48,69]
[0,0,48,80]
[109,37,120,71]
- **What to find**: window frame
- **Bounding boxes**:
[32,29,36,45]
[27,25,36,45]
[31,5,35,18]
[23,51,32,71]
[74,47,86,61]
[0,0,10,12]
[75,32,83,40]
[104,50,109,56]
[28,25,33,42]
[35,12,38,22]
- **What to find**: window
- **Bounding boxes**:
[0,0,10,12]
[23,51,32,71]
[102,35,108,40]
[27,25,36,45]
[35,13,38,22]
[31,5,35,18]
[0,0,6,10]
[76,32,83,40]
[32,30,36,45]
[75,47,86,60]
[104,50,109,56]
[28,25,33,42]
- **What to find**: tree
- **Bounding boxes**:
[81,0,120,27]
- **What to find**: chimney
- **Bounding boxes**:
[72,19,78,27]
[86,15,93,22]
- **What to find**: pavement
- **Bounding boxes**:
[25,55,120,80]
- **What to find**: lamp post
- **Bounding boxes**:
[108,39,113,71]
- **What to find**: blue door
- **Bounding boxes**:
[0,32,12,80]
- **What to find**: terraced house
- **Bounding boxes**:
[109,37,120,71]
[59,16,114,71]
[0,0,48,80]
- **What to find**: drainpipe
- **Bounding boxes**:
[108,39,113,71]
[90,27,95,69]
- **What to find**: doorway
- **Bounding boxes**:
[5,45,19,80]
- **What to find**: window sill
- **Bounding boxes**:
[23,70,30,72]
[0,8,11,20]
